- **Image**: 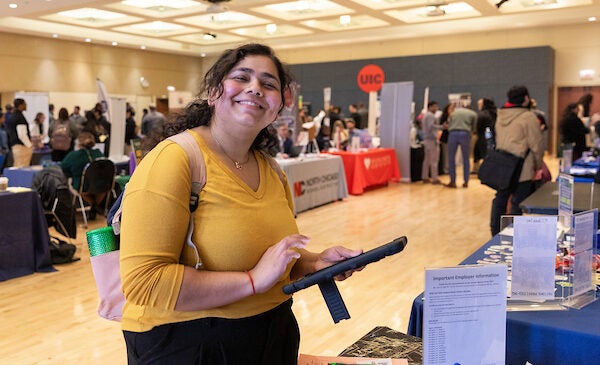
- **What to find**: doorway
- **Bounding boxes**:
[556,86,600,156]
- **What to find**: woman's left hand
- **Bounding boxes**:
[314,246,363,281]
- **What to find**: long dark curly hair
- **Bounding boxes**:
[165,43,294,153]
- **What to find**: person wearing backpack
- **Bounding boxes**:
[48,107,77,161]
[119,43,362,364]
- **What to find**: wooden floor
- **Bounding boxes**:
[0,155,560,364]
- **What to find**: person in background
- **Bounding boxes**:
[124,107,138,155]
[316,124,330,152]
[273,122,294,158]
[119,43,362,364]
[6,98,33,167]
[348,103,362,129]
[445,103,477,188]
[438,103,454,175]
[4,104,13,125]
[0,111,7,153]
[357,102,368,129]
[490,85,543,236]
[30,112,47,149]
[529,98,548,153]
[577,93,593,120]
[49,107,78,162]
[331,119,348,150]
[69,105,87,134]
[141,103,166,136]
[48,103,56,128]
[328,105,344,128]
[346,118,372,149]
[473,98,497,173]
[0,111,8,171]
[60,131,105,219]
[421,101,442,184]
[559,102,589,162]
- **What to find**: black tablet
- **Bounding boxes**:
[283,236,407,295]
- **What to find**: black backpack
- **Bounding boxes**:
[49,236,79,264]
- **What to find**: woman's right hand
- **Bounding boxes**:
[249,234,309,294]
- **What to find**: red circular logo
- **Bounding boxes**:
[357,64,385,93]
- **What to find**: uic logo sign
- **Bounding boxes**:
[357,64,385,93]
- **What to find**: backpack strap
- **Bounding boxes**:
[167,131,206,212]
[167,131,206,269]
[260,150,286,187]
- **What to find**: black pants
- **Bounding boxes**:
[490,181,534,236]
[123,299,299,365]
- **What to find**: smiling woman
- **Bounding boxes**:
[118,43,363,364]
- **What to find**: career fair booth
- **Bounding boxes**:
[407,174,600,365]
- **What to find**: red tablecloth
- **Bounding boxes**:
[328,148,400,195]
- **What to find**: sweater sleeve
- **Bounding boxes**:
[120,142,191,310]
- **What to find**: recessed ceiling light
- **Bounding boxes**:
[166,85,175,91]
[112,41,118,46]
[266,23,277,34]
[8,3,17,9]
[340,15,351,26]
[200,52,206,57]
[140,45,147,50]
[52,34,59,38]
[132,21,184,32]
[85,38,92,42]
[588,16,597,22]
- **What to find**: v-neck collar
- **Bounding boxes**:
[189,129,266,197]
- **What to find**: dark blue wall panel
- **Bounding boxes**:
[289,46,554,118]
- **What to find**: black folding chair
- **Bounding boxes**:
[72,158,116,228]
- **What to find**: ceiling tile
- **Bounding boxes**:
[176,11,270,30]
[40,8,143,28]
[105,0,207,18]
[231,23,313,39]
[113,21,198,37]
[385,2,481,23]
[301,15,390,31]
[171,32,248,45]
[251,0,354,21]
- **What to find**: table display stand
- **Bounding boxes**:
[299,139,319,155]
[498,214,598,311]
[560,209,598,310]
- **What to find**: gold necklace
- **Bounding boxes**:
[211,128,250,169]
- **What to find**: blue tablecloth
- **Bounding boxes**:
[570,156,599,182]
[0,190,55,281]
[407,235,600,365]
[3,165,43,188]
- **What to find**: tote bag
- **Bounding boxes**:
[477,149,525,191]
[86,131,207,321]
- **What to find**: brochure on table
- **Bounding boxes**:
[564,209,598,309]
[558,173,574,229]
[423,264,507,365]
[511,216,557,301]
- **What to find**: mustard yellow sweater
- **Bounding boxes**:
[120,130,298,332]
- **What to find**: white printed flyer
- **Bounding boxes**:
[423,264,507,365]
[511,216,557,300]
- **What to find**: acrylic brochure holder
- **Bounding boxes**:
[498,210,598,311]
